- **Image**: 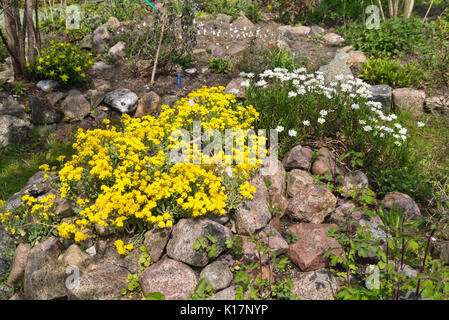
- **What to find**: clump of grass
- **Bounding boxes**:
[0,127,75,201]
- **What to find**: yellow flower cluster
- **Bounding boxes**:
[239,181,257,200]
[55,87,266,253]
[114,240,134,255]
[30,41,94,84]
[22,194,56,220]
[0,194,61,242]
[57,221,87,242]
[0,200,10,225]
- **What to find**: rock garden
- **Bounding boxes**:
[0,0,448,301]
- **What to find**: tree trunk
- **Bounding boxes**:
[3,0,25,79]
[403,0,415,19]
[388,0,394,18]
[25,0,36,66]
[1,0,41,80]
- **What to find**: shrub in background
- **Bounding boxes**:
[360,58,426,88]
[204,0,263,23]
[341,17,429,58]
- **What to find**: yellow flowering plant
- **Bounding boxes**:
[29,41,94,84]
[53,87,267,252]
[0,194,61,246]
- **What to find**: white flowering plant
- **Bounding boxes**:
[242,68,425,169]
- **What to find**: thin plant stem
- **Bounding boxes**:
[415,228,436,299]
[422,0,434,22]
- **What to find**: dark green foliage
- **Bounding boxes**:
[373,167,433,205]
[341,17,430,58]
[360,58,426,88]
[208,57,233,74]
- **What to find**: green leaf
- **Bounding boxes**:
[195,278,208,296]
[143,292,165,300]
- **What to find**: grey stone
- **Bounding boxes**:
[0,227,13,279]
[104,89,138,114]
[143,226,172,263]
[61,90,91,121]
[380,192,421,220]
[59,244,92,272]
[93,26,111,53]
[340,170,369,197]
[287,184,337,224]
[92,62,112,71]
[108,41,126,60]
[67,262,128,300]
[234,176,271,235]
[48,92,66,106]
[259,225,288,256]
[359,216,387,242]
[215,13,232,24]
[184,68,197,75]
[438,241,449,264]
[140,256,198,300]
[318,53,352,84]
[80,34,93,49]
[282,145,313,170]
[0,115,30,148]
[23,237,67,300]
[7,243,31,287]
[369,85,392,113]
[261,156,286,200]
[86,90,106,109]
[292,269,339,300]
[0,97,28,119]
[200,261,233,291]
[20,171,51,196]
[287,169,314,197]
[134,91,161,117]
[206,44,225,57]
[2,192,23,211]
[323,33,344,46]
[85,246,96,256]
[225,78,245,98]
[285,26,311,40]
[29,96,58,125]
[310,25,325,38]
[166,218,232,267]
[206,285,236,300]
[231,14,255,30]
[160,95,178,107]
[208,213,230,225]
[36,80,59,92]
[401,264,418,278]
[311,147,345,177]
[425,95,449,114]
[330,200,363,225]
[392,88,426,118]
[103,16,120,29]
[228,43,248,56]
[0,68,14,83]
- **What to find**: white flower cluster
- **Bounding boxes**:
[194,21,278,42]
[239,68,425,147]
